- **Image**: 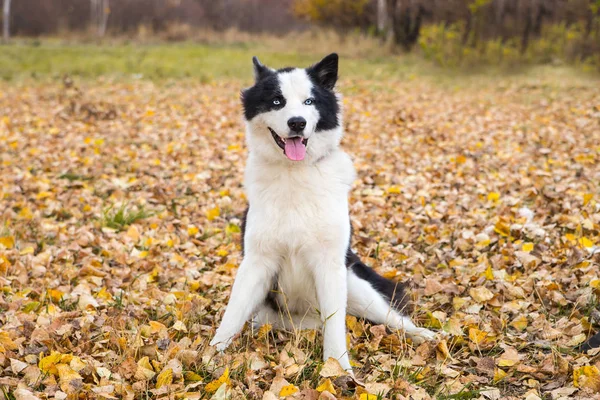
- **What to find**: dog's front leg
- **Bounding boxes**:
[210,254,278,351]
[313,259,351,371]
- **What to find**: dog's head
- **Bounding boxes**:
[242,53,342,163]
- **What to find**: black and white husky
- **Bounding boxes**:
[210,54,435,371]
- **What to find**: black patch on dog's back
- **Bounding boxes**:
[346,248,411,313]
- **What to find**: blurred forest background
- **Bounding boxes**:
[1,0,600,70]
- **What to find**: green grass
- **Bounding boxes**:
[101,203,154,231]
[0,41,425,82]
[0,40,597,86]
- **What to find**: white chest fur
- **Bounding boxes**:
[244,150,355,257]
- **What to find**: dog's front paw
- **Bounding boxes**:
[209,335,233,352]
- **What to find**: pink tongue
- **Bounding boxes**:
[284,137,306,161]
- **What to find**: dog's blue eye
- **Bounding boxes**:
[304,98,314,105]
[273,99,281,105]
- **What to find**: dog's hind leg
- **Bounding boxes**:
[346,252,435,343]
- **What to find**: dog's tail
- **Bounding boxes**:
[346,249,412,314]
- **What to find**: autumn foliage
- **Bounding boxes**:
[0,67,599,398]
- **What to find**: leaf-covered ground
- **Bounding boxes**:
[0,74,599,400]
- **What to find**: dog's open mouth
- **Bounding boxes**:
[269,127,308,161]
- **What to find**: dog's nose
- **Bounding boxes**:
[287,117,306,133]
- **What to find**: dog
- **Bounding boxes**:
[209,53,435,372]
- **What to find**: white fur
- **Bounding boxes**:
[210,67,434,372]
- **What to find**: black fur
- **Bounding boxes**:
[241,73,286,121]
[306,53,338,90]
[346,249,410,313]
[579,331,600,351]
[252,56,271,81]
[240,206,249,255]
[309,82,339,132]
[306,53,339,132]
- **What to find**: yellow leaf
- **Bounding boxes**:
[497,347,520,367]
[187,226,199,236]
[137,356,153,371]
[56,364,83,393]
[346,315,364,337]
[468,328,488,345]
[205,367,230,393]
[20,246,34,255]
[184,371,203,382]
[156,368,173,389]
[359,394,379,400]
[494,368,507,383]
[591,279,600,289]
[0,331,18,353]
[522,243,534,252]
[22,301,40,312]
[387,186,401,194]
[487,192,500,201]
[47,289,63,302]
[456,155,467,164]
[483,265,494,280]
[56,364,81,381]
[39,351,63,375]
[36,191,52,199]
[583,193,593,206]
[426,312,442,329]
[494,221,510,237]
[225,223,240,235]
[149,321,167,334]
[316,379,336,394]
[510,315,528,331]
[257,323,272,338]
[279,384,299,397]
[207,206,220,221]
[0,255,10,273]
[573,365,600,391]
[96,287,113,301]
[216,248,229,257]
[579,237,594,248]
[18,207,33,220]
[0,236,14,249]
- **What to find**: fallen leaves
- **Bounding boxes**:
[0,74,598,398]
[205,367,231,393]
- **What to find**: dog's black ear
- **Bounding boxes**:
[307,53,338,90]
[252,56,270,82]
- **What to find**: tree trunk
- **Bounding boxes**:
[377,0,387,34]
[3,0,11,43]
[521,3,532,53]
[386,0,397,41]
[98,0,109,37]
